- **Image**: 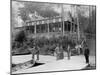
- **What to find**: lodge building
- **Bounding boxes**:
[15,16,78,38]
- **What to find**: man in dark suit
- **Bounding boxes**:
[67,45,71,60]
[84,45,90,64]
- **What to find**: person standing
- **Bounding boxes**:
[67,45,71,60]
[55,44,64,60]
[35,45,40,61]
[59,45,64,59]
[55,44,60,60]
[84,45,90,64]
[28,46,35,65]
[29,44,40,65]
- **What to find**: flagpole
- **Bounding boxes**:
[61,4,64,36]
[34,11,37,36]
[76,5,80,42]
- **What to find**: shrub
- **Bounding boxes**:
[12,35,78,55]
[15,30,27,43]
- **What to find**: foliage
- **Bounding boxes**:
[12,35,77,55]
[19,2,60,22]
[14,30,27,43]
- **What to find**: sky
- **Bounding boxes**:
[12,0,95,27]
[12,1,24,27]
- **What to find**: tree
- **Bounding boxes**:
[15,30,27,43]
[18,2,60,22]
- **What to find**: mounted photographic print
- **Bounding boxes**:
[11,0,96,74]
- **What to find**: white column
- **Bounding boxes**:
[71,5,72,33]
[34,22,36,34]
[70,22,72,33]
[73,23,75,32]
[48,20,49,33]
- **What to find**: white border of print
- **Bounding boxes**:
[0,0,100,75]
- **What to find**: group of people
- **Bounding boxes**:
[55,43,90,64]
[55,44,71,60]
[29,42,90,65]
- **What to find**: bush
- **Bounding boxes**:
[15,30,27,43]
[12,35,78,55]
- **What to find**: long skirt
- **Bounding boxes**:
[56,52,64,60]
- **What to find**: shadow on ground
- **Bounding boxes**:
[33,62,44,67]
[12,60,45,72]
[81,64,96,70]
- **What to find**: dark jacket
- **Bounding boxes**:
[84,48,90,56]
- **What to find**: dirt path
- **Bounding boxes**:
[12,55,90,74]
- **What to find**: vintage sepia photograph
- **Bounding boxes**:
[11,0,96,74]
